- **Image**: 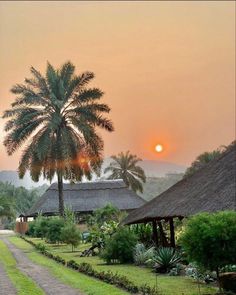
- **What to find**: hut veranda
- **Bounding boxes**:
[123,142,236,247]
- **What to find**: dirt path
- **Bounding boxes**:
[0,263,17,295]
[1,237,83,295]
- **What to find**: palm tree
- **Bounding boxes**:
[104,151,146,193]
[3,61,114,216]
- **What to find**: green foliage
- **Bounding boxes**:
[104,151,146,193]
[180,211,236,273]
[133,243,155,266]
[35,242,48,253]
[148,247,182,273]
[64,206,76,224]
[46,218,65,243]
[101,226,137,264]
[61,223,81,251]
[87,204,123,250]
[130,224,153,245]
[0,194,15,218]
[27,220,37,236]
[88,203,121,226]
[0,181,47,222]
[34,217,50,238]
[89,220,118,249]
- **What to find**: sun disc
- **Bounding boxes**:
[155,144,163,153]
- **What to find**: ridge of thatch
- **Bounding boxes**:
[26,180,145,217]
[123,142,236,225]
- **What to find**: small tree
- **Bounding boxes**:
[34,217,50,238]
[46,218,64,244]
[88,203,121,226]
[61,223,81,252]
[180,211,236,291]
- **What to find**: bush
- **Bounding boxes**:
[88,204,121,227]
[133,243,155,266]
[27,220,37,236]
[101,226,137,264]
[148,247,182,273]
[35,242,48,253]
[46,218,64,243]
[131,224,153,246]
[180,211,236,290]
[34,217,50,238]
[61,223,81,252]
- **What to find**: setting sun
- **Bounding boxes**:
[155,144,163,153]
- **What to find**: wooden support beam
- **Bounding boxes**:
[158,221,168,247]
[169,218,175,248]
[152,220,158,247]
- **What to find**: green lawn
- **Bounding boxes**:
[0,239,45,295]
[21,237,217,295]
[10,236,128,295]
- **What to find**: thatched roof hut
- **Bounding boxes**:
[124,143,235,226]
[123,143,236,247]
[26,180,145,217]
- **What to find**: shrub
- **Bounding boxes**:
[34,217,50,238]
[100,226,137,264]
[148,247,182,273]
[88,204,121,226]
[35,242,48,253]
[46,218,64,243]
[131,224,153,246]
[64,206,76,224]
[61,223,81,252]
[169,263,182,276]
[27,220,37,236]
[180,211,236,290]
[133,243,155,266]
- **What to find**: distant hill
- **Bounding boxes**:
[0,170,48,189]
[139,173,184,201]
[0,159,186,189]
[138,160,186,177]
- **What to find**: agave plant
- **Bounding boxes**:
[133,243,155,266]
[150,247,182,273]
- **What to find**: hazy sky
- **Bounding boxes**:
[0,1,235,170]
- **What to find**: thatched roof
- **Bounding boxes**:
[123,143,236,225]
[26,180,145,217]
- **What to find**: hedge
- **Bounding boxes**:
[20,236,161,295]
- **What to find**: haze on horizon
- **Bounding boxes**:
[0,1,235,171]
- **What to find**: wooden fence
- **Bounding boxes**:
[15,222,28,235]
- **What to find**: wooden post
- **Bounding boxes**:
[152,220,158,247]
[169,218,175,247]
[158,221,168,247]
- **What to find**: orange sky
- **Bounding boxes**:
[0,1,235,170]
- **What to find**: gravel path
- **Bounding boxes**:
[1,237,83,295]
[0,263,17,295]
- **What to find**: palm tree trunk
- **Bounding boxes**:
[57,172,64,217]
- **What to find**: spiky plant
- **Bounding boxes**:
[133,243,155,266]
[104,151,146,193]
[151,247,182,273]
[3,61,114,216]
